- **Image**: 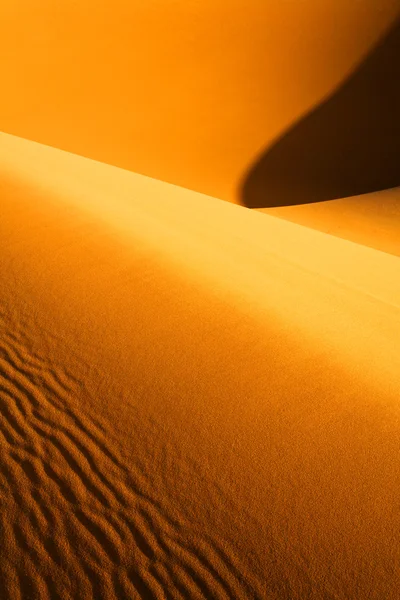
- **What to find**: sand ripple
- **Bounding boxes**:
[0,312,260,599]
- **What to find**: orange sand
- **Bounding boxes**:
[1,133,400,599]
[1,2,399,202]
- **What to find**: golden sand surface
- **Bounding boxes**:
[1,1,399,202]
[261,187,400,257]
[1,133,400,599]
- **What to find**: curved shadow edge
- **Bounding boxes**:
[240,18,400,209]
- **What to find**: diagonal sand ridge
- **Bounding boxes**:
[1,133,400,599]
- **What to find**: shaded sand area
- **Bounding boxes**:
[1,1,399,202]
[1,133,400,599]
[242,14,400,258]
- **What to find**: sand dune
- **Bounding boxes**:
[1,1,399,202]
[1,133,400,599]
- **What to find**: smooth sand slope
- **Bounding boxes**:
[1,1,399,202]
[260,187,400,257]
[1,133,400,599]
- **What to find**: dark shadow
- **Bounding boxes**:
[241,18,400,208]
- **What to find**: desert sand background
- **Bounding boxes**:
[1,0,399,202]
[1,133,400,599]
[1,2,400,599]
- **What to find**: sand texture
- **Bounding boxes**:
[1,133,400,599]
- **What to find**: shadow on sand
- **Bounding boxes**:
[240,18,400,208]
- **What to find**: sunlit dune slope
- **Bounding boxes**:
[1,133,400,599]
[1,1,399,202]
[260,187,400,257]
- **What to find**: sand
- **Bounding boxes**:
[1,132,400,599]
[1,2,399,202]
[260,187,400,257]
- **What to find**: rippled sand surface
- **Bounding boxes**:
[0,133,400,599]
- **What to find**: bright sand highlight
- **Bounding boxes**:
[0,132,400,599]
[260,187,400,258]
